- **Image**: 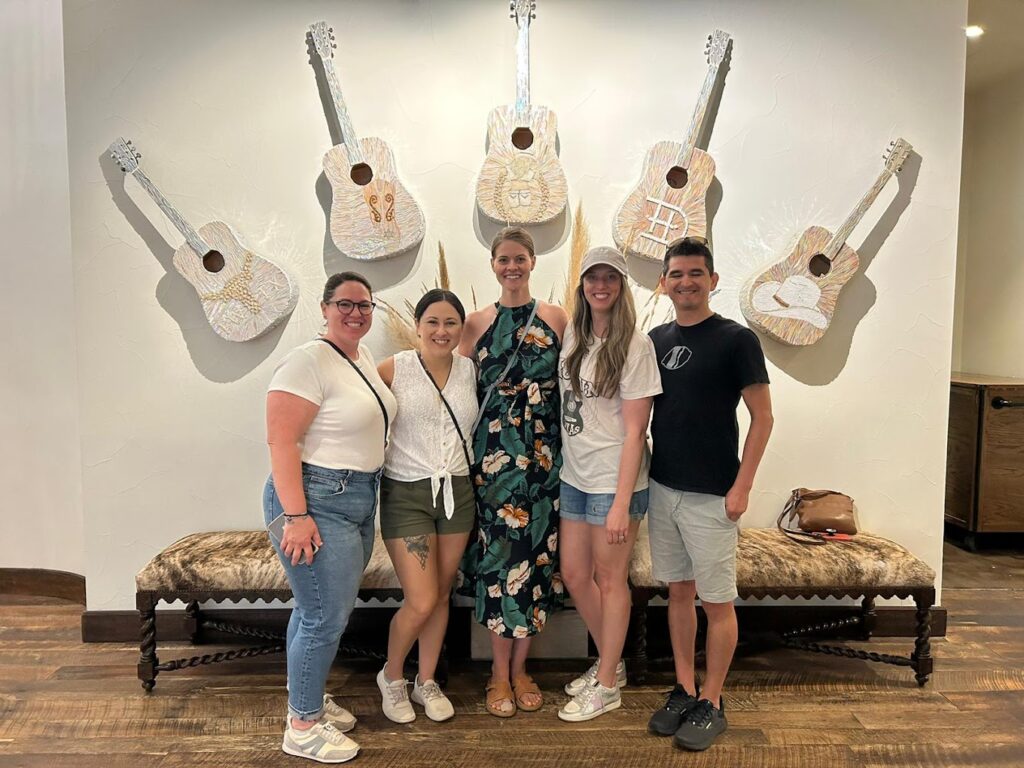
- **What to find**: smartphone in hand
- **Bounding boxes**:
[266,513,321,564]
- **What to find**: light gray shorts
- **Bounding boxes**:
[647,479,738,603]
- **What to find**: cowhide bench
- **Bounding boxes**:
[135,529,401,691]
[626,521,936,686]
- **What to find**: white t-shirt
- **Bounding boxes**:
[558,326,663,494]
[268,339,398,471]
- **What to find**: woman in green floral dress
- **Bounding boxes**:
[458,226,568,716]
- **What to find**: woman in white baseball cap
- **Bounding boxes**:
[556,246,662,722]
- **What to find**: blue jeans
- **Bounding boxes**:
[263,463,381,721]
[559,481,649,525]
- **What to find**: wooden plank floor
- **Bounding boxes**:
[2,542,1023,767]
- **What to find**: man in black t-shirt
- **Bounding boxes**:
[645,237,773,752]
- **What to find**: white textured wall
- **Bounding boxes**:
[0,0,83,574]
[954,67,1024,378]
[63,0,966,609]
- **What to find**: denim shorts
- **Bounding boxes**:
[559,481,649,525]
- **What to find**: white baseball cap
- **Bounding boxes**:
[581,246,628,277]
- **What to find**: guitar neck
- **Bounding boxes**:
[514,18,531,125]
[677,63,720,169]
[131,167,208,255]
[824,166,896,260]
[322,57,363,164]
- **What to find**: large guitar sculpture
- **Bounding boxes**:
[309,21,425,260]
[613,30,731,261]
[740,138,913,346]
[475,0,568,225]
[108,137,299,342]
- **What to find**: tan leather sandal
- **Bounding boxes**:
[512,674,543,712]
[485,678,516,718]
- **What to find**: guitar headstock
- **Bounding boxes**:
[705,29,731,67]
[108,137,140,174]
[309,20,336,61]
[884,138,913,173]
[510,0,536,27]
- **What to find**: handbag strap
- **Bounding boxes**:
[470,299,540,436]
[777,491,826,546]
[318,338,390,444]
[415,352,473,471]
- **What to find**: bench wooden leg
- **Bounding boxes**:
[860,596,877,640]
[136,593,158,692]
[912,591,934,687]
[184,600,201,644]
[626,590,649,685]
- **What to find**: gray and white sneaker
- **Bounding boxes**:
[410,676,455,722]
[282,720,359,763]
[563,659,627,696]
[377,665,415,723]
[284,694,356,733]
[558,681,622,722]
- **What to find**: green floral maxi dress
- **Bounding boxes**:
[459,300,564,638]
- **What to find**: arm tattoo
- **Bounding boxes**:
[403,534,429,570]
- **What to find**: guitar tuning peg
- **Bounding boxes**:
[328,26,333,33]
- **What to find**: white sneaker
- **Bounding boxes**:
[377,665,415,723]
[557,681,622,722]
[410,676,455,722]
[282,720,359,763]
[322,694,357,732]
[284,694,356,733]
[564,659,627,696]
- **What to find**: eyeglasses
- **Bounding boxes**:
[328,299,377,316]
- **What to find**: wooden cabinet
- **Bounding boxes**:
[945,373,1024,539]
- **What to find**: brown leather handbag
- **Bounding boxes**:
[776,488,858,544]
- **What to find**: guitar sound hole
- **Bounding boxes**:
[511,127,534,150]
[666,166,689,189]
[808,254,832,277]
[350,163,374,186]
[202,250,225,273]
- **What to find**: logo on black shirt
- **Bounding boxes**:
[660,345,692,370]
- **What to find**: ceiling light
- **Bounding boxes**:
[965,25,985,38]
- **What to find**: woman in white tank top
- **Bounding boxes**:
[374,289,479,724]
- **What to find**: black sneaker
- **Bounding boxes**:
[673,697,727,751]
[647,684,699,736]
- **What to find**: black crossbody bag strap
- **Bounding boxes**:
[318,338,390,444]
[470,300,539,435]
[415,353,473,471]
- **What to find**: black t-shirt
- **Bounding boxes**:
[648,314,770,496]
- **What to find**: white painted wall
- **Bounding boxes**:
[0,0,84,574]
[62,0,966,610]
[953,66,1024,378]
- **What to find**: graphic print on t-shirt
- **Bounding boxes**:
[562,389,583,435]
[660,345,693,370]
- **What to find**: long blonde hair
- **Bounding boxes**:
[565,274,637,399]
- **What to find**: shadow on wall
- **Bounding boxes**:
[473,202,572,257]
[757,151,923,386]
[100,152,287,383]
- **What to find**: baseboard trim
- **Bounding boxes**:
[81,603,945,644]
[0,568,86,604]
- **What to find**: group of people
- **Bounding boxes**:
[262,227,773,763]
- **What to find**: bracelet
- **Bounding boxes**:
[284,513,309,523]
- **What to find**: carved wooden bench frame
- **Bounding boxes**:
[625,583,935,687]
[136,583,404,692]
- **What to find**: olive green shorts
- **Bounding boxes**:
[379,475,476,539]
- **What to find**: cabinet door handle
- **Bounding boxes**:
[992,397,1024,409]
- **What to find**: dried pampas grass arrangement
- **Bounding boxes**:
[560,201,589,313]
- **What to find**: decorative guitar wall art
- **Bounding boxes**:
[309,21,425,260]
[740,138,914,346]
[108,137,299,343]
[475,0,568,225]
[613,29,731,261]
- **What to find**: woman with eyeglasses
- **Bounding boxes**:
[372,289,479,724]
[263,271,397,764]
